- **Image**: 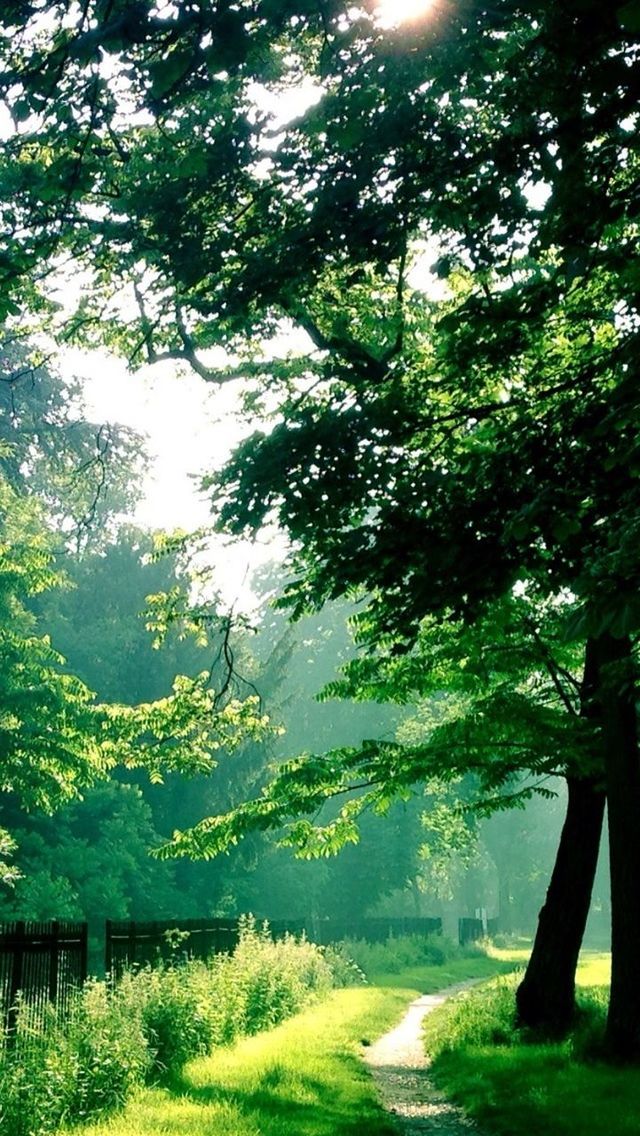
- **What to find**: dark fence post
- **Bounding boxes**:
[48,920,60,1003]
[128,920,137,966]
[6,920,25,1040]
[78,922,88,984]
[459,917,485,945]
[105,922,112,976]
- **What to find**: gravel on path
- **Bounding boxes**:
[363,980,484,1136]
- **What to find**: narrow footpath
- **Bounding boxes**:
[363,980,483,1136]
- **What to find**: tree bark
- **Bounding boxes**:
[597,633,640,1061]
[516,636,605,1034]
[515,772,605,1034]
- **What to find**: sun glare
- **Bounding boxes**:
[375,0,435,29]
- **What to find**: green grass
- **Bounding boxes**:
[59,986,411,1136]
[423,951,640,1136]
[59,950,511,1136]
[370,952,515,991]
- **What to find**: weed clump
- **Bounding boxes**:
[0,916,349,1136]
[424,973,522,1054]
[341,933,481,977]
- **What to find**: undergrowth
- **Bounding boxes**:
[424,969,611,1059]
[422,956,640,1136]
[340,933,483,977]
[0,917,352,1136]
[58,984,416,1136]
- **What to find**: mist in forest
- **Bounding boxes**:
[0,531,609,948]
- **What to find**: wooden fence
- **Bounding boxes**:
[458,916,499,945]
[0,914,474,1018]
[0,921,87,1038]
[104,917,306,976]
[305,915,443,945]
[105,915,443,975]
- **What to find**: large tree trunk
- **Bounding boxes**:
[516,636,605,1034]
[515,772,605,1034]
[598,633,640,1061]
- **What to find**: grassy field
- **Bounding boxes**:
[422,952,640,1136]
[56,943,630,1136]
[60,987,410,1136]
[370,952,516,991]
[60,954,511,1136]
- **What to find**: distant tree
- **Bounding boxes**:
[0,338,145,548]
[0,782,182,924]
[0,464,110,882]
[0,473,271,884]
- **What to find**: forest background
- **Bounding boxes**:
[0,0,637,1060]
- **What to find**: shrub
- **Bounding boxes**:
[70,976,150,1114]
[341,933,475,977]
[128,962,214,1080]
[205,917,337,1045]
[320,941,367,987]
[0,1003,77,1136]
[0,917,350,1135]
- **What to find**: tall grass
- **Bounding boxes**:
[59,985,417,1136]
[0,918,352,1136]
[54,941,514,1136]
[421,955,640,1136]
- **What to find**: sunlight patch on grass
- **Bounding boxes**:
[422,950,640,1136]
[433,1043,640,1136]
[60,987,412,1136]
[575,951,610,987]
[486,940,532,966]
[371,953,516,992]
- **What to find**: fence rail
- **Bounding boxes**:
[104,917,307,976]
[305,916,443,945]
[0,920,87,1038]
[105,915,444,974]
[0,914,486,1018]
[458,916,499,945]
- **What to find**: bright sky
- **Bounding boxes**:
[62,348,231,531]
[60,346,287,612]
[375,0,435,28]
[54,0,439,607]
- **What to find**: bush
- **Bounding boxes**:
[341,933,478,977]
[70,976,150,1113]
[128,962,214,1080]
[320,941,367,987]
[0,1003,77,1136]
[0,916,351,1135]
[205,917,338,1046]
[0,977,151,1136]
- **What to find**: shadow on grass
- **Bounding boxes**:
[168,1053,398,1136]
[431,1043,640,1136]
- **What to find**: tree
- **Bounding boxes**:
[0,0,638,1054]
[0,468,272,883]
[155,587,607,1033]
[0,338,145,548]
[0,782,184,925]
[0,465,108,858]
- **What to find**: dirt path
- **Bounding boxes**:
[363,981,483,1136]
